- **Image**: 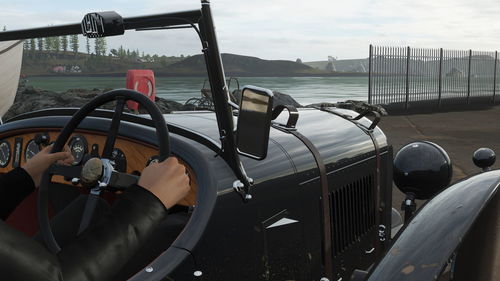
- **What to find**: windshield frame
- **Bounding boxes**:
[0,0,253,192]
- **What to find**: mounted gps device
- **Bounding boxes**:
[81,11,124,38]
[236,85,274,160]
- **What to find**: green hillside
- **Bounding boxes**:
[21,51,365,77]
[21,51,184,76]
[154,53,329,76]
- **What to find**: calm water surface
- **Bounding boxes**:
[26,76,368,105]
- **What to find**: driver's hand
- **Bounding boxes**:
[138,157,190,209]
[22,144,74,187]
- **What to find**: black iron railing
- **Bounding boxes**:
[368,45,499,110]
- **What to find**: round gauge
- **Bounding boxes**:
[25,139,40,162]
[69,135,88,165]
[146,155,160,166]
[111,148,127,172]
[0,141,11,168]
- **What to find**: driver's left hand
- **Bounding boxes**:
[22,144,74,187]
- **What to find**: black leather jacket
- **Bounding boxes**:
[0,168,168,281]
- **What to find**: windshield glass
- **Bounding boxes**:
[6,27,225,119]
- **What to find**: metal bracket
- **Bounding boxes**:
[233,178,254,202]
[351,110,381,131]
[378,224,387,242]
[271,105,299,129]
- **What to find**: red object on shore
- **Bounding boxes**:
[126,70,156,111]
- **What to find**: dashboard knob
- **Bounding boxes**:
[34,133,50,146]
[472,148,495,171]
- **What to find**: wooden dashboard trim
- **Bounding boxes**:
[0,128,197,206]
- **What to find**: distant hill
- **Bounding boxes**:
[304,59,369,73]
[158,53,328,77]
[21,51,367,77]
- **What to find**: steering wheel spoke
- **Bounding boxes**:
[48,164,82,180]
[108,171,139,191]
[77,190,102,235]
[102,97,126,159]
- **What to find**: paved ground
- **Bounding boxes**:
[379,106,500,207]
[378,107,500,280]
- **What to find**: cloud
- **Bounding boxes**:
[1,0,499,60]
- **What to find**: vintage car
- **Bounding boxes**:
[0,1,498,280]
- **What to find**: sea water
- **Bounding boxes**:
[25,76,368,106]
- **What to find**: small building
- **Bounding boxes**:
[52,66,66,73]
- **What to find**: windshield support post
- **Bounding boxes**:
[199,1,253,200]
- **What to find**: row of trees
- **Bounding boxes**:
[23,35,107,56]
[5,25,187,62]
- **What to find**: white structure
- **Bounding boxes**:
[0,40,23,117]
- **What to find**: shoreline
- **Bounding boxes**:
[25,73,369,78]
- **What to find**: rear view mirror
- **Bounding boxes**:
[236,86,274,160]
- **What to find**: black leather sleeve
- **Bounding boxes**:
[58,184,168,281]
[0,184,167,281]
[0,167,35,220]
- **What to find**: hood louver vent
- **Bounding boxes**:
[330,174,376,256]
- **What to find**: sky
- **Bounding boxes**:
[1,0,500,61]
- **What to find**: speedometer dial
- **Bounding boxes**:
[0,141,11,168]
[25,139,41,162]
[69,135,88,165]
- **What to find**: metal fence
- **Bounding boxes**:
[368,45,499,110]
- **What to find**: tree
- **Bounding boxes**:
[2,26,6,31]
[61,36,68,52]
[110,49,118,57]
[101,38,107,56]
[29,38,36,54]
[44,37,52,51]
[70,35,78,54]
[94,38,100,56]
[131,50,138,59]
[86,37,90,54]
[53,37,60,52]
[94,37,107,56]
[37,38,43,52]
[118,46,126,58]
[296,58,302,64]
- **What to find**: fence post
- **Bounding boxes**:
[494,51,498,104]
[368,44,373,104]
[467,49,472,105]
[438,48,443,108]
[405,46,410,110]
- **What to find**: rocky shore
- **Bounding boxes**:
[4,86,193,120]
[4,85,385,120]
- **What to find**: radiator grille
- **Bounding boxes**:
[331,174,376,256]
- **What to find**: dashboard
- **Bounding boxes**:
[0,128,197,207]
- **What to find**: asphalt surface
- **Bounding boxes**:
[379,106,500,206]
[378,107,500,281]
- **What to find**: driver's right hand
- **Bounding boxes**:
[138,157,190,209]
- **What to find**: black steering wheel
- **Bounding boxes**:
[38,89,170,253]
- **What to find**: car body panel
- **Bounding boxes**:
[367,170,500,281]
